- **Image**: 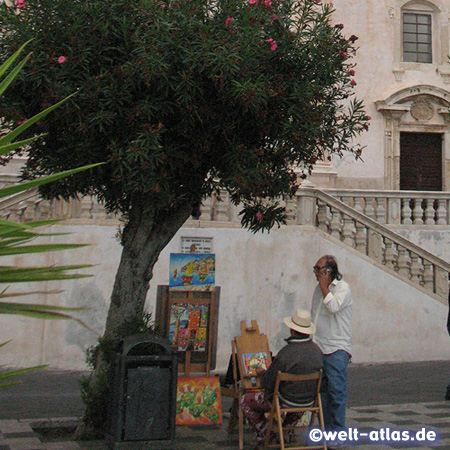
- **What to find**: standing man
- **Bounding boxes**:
[311,255,353,441]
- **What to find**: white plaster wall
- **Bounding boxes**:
[0,222,448,372]
[328,0,450,188]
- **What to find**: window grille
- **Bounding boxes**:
[403,13,432,63]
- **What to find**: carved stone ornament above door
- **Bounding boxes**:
[410,97,435,121]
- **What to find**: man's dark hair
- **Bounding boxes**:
[291,329,310,339]
[324,255,342,281]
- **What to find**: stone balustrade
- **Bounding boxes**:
[326,189,450,226]
[1,176,449,300]
[3,172,450,229]
[296,188,450,302]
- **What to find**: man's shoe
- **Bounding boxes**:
[445,389,450,400]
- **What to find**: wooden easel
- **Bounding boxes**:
[229,320,272,450]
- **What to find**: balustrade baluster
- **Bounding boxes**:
[91,200,105,220]
[328,207,341,238]
[365,198,375,220]
[384,239,396,270]
[436,199,447,225]
[354,221,366,253]
[401,199,413,225]
[34,199,42,221]
[200,197,213,221]
[412,199,424,225]
[80,196,94,219]
[341,214,354,246]
[214,190,230,221]
[18,203,27,223]
[424,198,435,225]
[353,197,364,215]
[375,197,386,224]
[316,201,328,231]
[422,261,433,290]
[396,246,410,278]
[409,253,423,283]
[285,196,296,223]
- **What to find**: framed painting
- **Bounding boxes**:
[176,376,222,425]
[169,253,215,292]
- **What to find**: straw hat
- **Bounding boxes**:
[283,309,316,335]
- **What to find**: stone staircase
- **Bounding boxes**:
[1,171,449,304]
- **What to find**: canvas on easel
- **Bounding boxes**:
[229,320,272,450]
[233,320,272,391]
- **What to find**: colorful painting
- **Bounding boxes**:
[169,253,215,291]
[169,302,209,352]
[242,352,270,376]
[176,376,222,425]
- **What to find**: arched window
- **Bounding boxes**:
[403,9,432,63]
[400,1,440,64]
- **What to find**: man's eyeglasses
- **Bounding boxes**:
[313,265,327,271]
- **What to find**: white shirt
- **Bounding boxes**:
[310,278,353,355]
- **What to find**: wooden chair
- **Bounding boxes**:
[264,370,327,450]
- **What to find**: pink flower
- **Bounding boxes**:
[270,14,278,22]
[264,0,271,7]
[16,0,27,8]
[249,0,257,5]
[351,79,357,86]
[57,56,67,64]
[225,16,232,26]
[340,51,347,59]
[256,212,264,221]
[347,69,355,76]
[161,3,166,7]
[266,38,277,51]
[366,116,371,120]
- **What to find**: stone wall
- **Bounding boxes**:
[0,221,447,372]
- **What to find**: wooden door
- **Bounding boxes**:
[400,132,442,191]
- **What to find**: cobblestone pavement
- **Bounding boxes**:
[0,401,449,450]
[0,361,448,449]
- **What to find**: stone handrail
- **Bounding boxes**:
[0,188,39,211]
[325,188,450,226]
[296,187,450,301]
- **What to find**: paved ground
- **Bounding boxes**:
[0,360,449,449]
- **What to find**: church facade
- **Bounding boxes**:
[314,0,450,192]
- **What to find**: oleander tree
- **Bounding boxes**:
[0,0,368,401]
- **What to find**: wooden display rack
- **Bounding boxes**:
[155,285,220,376]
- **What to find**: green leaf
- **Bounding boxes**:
[0,40,33,79]
[0,163,104,198]
[0,365,47,389]
[0,92,77,148]
[0,243,90,256]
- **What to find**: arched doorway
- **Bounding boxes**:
[376,85,450,190]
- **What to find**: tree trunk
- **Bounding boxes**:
[75,200,193,439]
[104,200,194,337]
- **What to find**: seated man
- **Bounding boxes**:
[240,309,324,448]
